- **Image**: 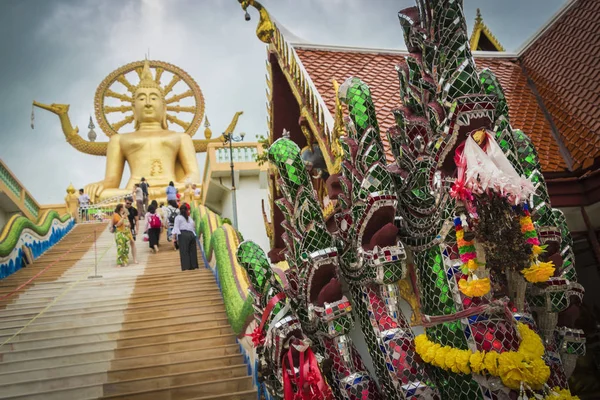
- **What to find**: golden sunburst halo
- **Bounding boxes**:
[94,60,205,137]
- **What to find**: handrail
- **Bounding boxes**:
[77,193,130,223]
[194,204,253,335]
[0,210,74,279]
[0,210,71,256]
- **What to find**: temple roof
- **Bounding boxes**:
[278,0,599,174]
[469,8,505,52]
[294,47,565,170]
[519,0,600,171]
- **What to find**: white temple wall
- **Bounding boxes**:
[219,174,270,253]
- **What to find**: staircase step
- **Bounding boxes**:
[0,364,248,398]
[191,391,257,400]
[0,285,221,308]
[101,376,254,400]
[1,329,237,359]
[0,292,223,318]
[0,352,244,385]
[0,306,226,333]
[3,324,234,352]
[0,341,240,372]
[0,299,226,329]
[103,364,249,396]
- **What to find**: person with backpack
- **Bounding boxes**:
[145,204,162,253]
[165,200,180,244]
[172,204,199,271]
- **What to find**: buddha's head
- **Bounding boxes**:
[132,60,168,130]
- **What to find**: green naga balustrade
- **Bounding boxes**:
[0,210,74,279]
[194,204,253,335]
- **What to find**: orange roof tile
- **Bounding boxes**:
[520,0,600,171]
[295,47,567,171]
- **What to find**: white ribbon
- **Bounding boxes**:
[463,132,535,204]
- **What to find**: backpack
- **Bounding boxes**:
[168,208,178,226]
[149,213,162,229]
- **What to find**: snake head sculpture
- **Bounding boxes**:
[237,240,332,399]
[268,138,351,333]
[334,77,439,399]
[335,77,408,285]
[268,137,380,400]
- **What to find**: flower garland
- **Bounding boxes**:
[454,216,491,297]
[543,387,580,400]
[414,323,550,390]
[519,204,555,283]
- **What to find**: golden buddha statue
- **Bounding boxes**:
[34,59,243,203]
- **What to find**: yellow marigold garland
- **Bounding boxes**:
[458,276,491,297]
[414,323,550,390]
[522,261,555,283]
[520,205,555,283]
[454,216,491,297]
[544,387,580,399]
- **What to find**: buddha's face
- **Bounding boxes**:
[133,87,166,127]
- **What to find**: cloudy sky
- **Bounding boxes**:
[0,0,566,204]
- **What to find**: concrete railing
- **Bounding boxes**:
[201,142,267,207]
[0,159,41,221]
[214,146,259,164]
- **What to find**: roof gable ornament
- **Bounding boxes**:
[469,8,505,52]
[238,0,274,43]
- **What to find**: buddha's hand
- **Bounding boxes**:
[84,181,105,203]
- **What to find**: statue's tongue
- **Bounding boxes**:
[317,278,343,307]
[364,223,398,251]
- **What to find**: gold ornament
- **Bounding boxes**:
[238,0,274,43]
[204,116,213,139]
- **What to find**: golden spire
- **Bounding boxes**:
[469,8,505,52]
[66,182,76,194]
[136,59,164,95]
[203,116,213,139]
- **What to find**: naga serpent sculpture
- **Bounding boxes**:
[237,0,586,398]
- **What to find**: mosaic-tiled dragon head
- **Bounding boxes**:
[268,138,380,399]
[392,0,584,304]
[268,138,352,334]
[237,240,334,399]
[334,77,408,285]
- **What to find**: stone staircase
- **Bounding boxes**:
[0,223,256,399]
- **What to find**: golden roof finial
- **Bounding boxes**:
[66,182,76,194]
[469,8,505,52]
[136,59,164,95]
[238,1,274,43]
